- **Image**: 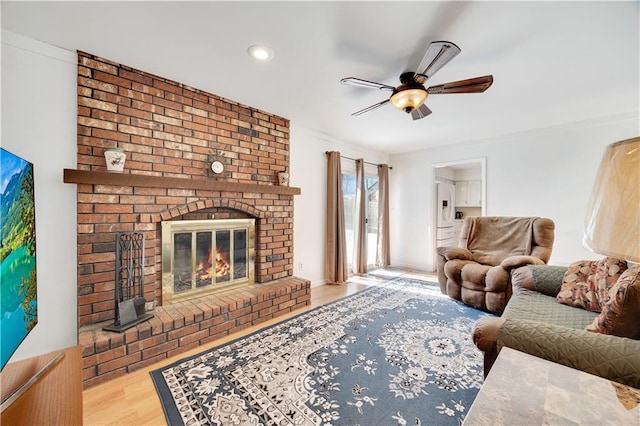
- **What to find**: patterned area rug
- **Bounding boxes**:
[151,277,494,425]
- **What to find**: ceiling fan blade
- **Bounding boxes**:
[341,77,395,91]
[414,41,461,84]
[352,99,391,116]
[427,75,494,94]
[410,104,432,120]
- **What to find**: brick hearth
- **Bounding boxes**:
[80,277,310,388]
[73,52,310,387]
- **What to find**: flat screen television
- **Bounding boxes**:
[0,147,38,371]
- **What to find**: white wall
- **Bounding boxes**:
[390,113,640,271]
[290,125,389,286]
[1,31,78,362]
[454,168,481,181]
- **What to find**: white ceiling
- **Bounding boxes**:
[2,1,639,154]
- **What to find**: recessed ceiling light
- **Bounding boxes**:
[247,45,274,62]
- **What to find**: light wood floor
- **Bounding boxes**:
[82,268,437,425]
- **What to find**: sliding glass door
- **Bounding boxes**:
[342,172,379,271]
[342,173,356,270]
[365,176,379,267]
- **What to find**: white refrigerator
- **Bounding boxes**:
[436,182,456,247]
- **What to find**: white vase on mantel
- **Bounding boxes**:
[104,147,126,173]
[278,171,289,186]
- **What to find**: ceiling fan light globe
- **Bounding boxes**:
[389,88,428,112]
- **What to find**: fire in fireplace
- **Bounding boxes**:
[161,219,255,304]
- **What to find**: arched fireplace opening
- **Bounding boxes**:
[161,218,256,304]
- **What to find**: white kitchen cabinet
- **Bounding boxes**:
[455,179,482,207]
[468,180,482,206]
[455,181,468,207]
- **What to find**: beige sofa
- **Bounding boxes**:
[472,264,640,388]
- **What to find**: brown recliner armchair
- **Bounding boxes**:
[437,216,555,313]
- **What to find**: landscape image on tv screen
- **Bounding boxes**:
[0,147,37,370]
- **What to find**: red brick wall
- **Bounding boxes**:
[76,52,294,327]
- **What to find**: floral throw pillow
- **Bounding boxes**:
[556,257,627,312]
[586,266,640,338]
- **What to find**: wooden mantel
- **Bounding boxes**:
[63,169,301,196]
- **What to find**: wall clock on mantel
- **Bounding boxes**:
[207,149,227,178]
[211,160,224,174]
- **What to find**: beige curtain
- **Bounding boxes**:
[353,159,368,274]
[325,151,348,284]
[376,164,390,267]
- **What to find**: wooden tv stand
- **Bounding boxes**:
[0,346,82,425]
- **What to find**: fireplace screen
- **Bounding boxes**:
[161,219,255,304]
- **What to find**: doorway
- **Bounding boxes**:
[430,158,486,270]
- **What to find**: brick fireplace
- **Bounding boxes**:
[71,52,310,387]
